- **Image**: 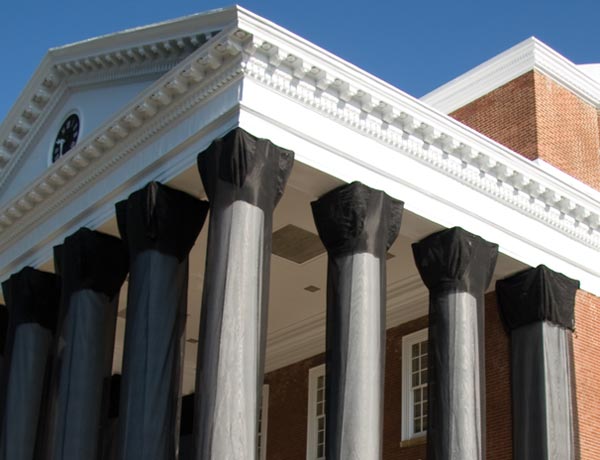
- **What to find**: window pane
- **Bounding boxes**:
[412,343,419,358]
[405,335,429,438]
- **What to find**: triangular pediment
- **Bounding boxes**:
[0,6,240,208]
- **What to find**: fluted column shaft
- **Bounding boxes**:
[496,265,579,460]
[116,182,208,460]
[412,227,498,460]
[0,267,60,460]
[193,128,294,460]
[312,181,403,460]
[43,228,128,460]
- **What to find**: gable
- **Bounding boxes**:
[0,6,238,208]
[0,77,161,208]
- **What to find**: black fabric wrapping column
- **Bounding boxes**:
[100,375,121,460]
[311,181,403,460]
[496,265,579,460]
[193,128,294,460]
[412,227,498,460]
[179,394,194,460]
[115,182,208,460]
[0,267,60,460]
[43,228,128,460]
[0,305,7,380]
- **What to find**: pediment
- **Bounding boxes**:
[0,6,239,208]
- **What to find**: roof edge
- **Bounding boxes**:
[421,37,600,113]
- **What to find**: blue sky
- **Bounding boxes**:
[1,0,599,120]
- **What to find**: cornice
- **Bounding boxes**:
[421,37,600,114]
[0,26,250,244]
[230,26,600,252]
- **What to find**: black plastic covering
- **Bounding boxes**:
[0,305,7,373]
[179,394,194,460]
[115,182,208,460]
[42,228,128,460]
[0,267,60,460]
[412,227,498,460]
[100,375,121,460]
[496,266,578,460]
[194,128,294,459]
[496,264,579,331]
[311,181,403,459]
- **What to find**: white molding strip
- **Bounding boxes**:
[233,25,600,250]
[421,37,600,114]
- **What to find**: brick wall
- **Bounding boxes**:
[450,70,600,190]
[451,71,539,161]
[572,290,600,460]
[485,292,512,460]
[534,72,600,189]
[263,293,511,460]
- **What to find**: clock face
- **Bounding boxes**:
[52,114,80,163]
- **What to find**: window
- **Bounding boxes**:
[401,328,428,441]
[258,384,269,460]
[306,364,326,460]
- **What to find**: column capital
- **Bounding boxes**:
[496,265,579,331]
[412,226,498,294]
[115,181,208,262]
[54,227,128,301]
[311,181,403,258]
[197,128,294,211]
[1,267,60,332]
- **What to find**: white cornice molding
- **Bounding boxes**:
[0,8,238,194]
[232,25,600,251]
[421,37,600,114]
[0,26,249,244]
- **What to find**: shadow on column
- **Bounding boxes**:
[0,267,60,460]
[42,228,128,460]
[193,128,294,460]
[412,227,498,460]
[116,182,208,460]
[496,265,579,460]
[311,181,403,460]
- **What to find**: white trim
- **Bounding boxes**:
[401,328,428,441]
[306,364,326,460]
[422,37,600,114]
[258,384,269,460]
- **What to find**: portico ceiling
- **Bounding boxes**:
[91,160,524,394]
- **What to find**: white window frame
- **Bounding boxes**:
[258,384,269,460]
[401,328,429,441]
[306,364,326,460]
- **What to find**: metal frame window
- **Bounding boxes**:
[401,328,429,441]
[258,384,269,460]
[306,364,326,460]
